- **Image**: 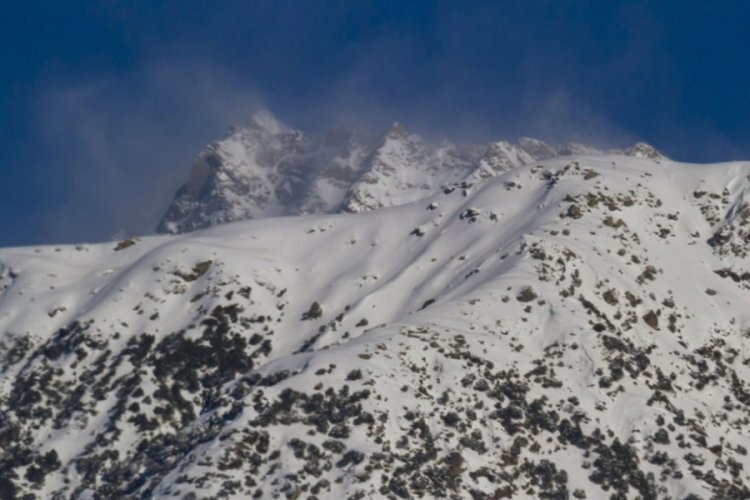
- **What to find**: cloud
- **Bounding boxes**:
[517,90,641,148]
[36,61,264,243]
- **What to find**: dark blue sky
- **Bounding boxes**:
[2,1,750,246]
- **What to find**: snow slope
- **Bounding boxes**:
[2,154,750,499]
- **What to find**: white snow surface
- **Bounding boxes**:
[2,154,750,498]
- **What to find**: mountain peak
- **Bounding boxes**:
[384,121,409,139]
[518,137,557,159]
[625,142,666,160]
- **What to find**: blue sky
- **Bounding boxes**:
[2,1,750,246]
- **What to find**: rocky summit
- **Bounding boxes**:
[2,126,750,499]
[157,110,666,235]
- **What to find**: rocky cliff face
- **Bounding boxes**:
[157,111,666,234]
[2,151,749,499]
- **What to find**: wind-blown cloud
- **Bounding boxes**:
[32,60,646,247]
[36,61,264,243]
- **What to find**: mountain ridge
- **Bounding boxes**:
[157,111,666,235]
[2,152,750,498]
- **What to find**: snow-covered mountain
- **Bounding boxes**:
[2,151,750,499]
[157,111,665,234]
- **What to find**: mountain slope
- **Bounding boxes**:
[156,111,666,235]
[2,154,750,499]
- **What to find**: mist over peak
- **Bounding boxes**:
[4,2,750,248]
[247,109,291,135]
